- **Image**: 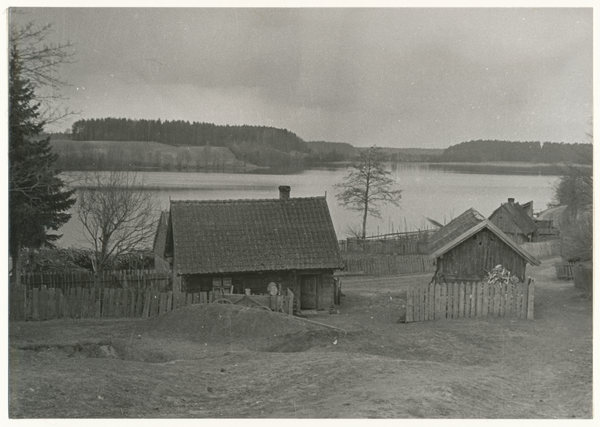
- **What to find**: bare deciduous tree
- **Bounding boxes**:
[9,18,77,126]
[335,146,402,239]
[75,171,160,277]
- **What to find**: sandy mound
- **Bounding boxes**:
[141,303,323,343]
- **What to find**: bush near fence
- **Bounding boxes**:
[342,254,434,276]
[406,279,534,322]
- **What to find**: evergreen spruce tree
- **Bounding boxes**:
[9,36,76,284]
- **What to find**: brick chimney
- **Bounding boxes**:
[508,198,515,204]
[279,186,291,200]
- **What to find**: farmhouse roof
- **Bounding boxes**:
[153,211,169,255]
[167,196,344,275]
[429,208,540,266]
[489,201,537,235]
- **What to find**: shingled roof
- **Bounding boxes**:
[168,196,344,275]
[429,208,486,254]
[429,208,540,266]
[489,201,537,235]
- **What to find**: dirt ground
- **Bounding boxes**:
[8,257,593,418]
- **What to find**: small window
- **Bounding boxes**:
[213,277,233,294]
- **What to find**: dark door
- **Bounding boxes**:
[300,275,318,310]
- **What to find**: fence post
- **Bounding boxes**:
[439,283,448,319]
[526,279,535,320]
[406,285,413,322]
[434,283,441,320]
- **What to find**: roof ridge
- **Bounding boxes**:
[170,196,327,204]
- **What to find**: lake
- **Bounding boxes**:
[57,164,561,248]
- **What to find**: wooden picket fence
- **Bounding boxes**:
[343,254,434,276]
[19,270,172,292]
[406,279,535,322]
[9,286,211,322]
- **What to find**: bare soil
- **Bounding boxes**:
[8,257,592,418]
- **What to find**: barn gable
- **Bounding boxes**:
[489,199,537,241]
[429,208,540,283]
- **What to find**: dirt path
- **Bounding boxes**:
[9,258,592,418]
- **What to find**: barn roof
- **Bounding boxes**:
[429,208,540,266]
[153,211,169,256]
[489,202,537,235]
[168,196,344,275]
[428,208,486,253]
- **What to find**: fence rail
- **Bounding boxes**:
[343,254,433,276]
[406,279,534,322]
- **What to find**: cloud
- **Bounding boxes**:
[11,7,593,147]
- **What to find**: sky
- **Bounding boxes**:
[8,6,593,149]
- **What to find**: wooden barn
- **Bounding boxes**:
[488,198,537,244]
[161,186,344,311]
[429,208,540,283]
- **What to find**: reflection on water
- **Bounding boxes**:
[58,165,561,248]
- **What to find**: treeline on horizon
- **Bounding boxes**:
[66,118,592,169]
[435,139,592,165]
[70,117,351,168]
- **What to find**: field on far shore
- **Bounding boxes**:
[9,257,592,418]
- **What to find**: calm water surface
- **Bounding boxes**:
[58,165,560,248]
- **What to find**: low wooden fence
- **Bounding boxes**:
[19,270,172,292]
[9,285,295,322]
[554,262,574,280]
[339,233,433,255]
[406,279,534,322]
[343,254,434,276]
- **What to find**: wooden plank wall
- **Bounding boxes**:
[405,279,534,322]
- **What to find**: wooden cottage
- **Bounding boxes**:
[162,186,344,311]
[429,208,540,283]
[488,198,537,244]
[152,211,170,272]
[534,205,567,241]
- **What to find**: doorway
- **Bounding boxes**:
[300,275,318,310]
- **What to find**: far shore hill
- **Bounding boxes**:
[42,134,592,173]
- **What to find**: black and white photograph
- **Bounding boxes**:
[6,4,593,419]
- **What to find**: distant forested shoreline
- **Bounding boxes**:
[433,139,592,165]
[41,118,593,171]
